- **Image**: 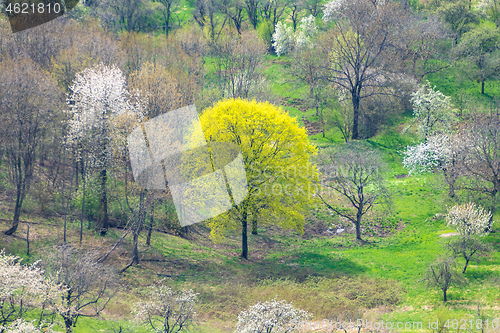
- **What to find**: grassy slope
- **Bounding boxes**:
[1,51,500,333]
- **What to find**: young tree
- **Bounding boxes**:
[444,203,493,273]
[221,0,245,34]
[209,31,267,100]
[66,63,144,236]
[135,281,198,333]
[317,142,390,243]
[410,81,454,141]
[199,99,318,259]
[245,0,260,29]
[43,246,118,333]
[422,255,465,302]
[436,0,479,44]
[446,236,492,273]
[156,0,179,38]
[235,298,311,333]
[0,59,61,236]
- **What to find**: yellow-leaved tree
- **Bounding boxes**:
[199,99,318,259]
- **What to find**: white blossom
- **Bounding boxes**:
[235,297,312,333]
[66,63,144,167]
[403,134,451,174]
[446,203,493,237]
[295,15,318,49]
[411,81,454,140]
[0,251,64,328]
[1,319,60,333]
[323,0,344,22]
[135,281,198,333]
[272,22,294,56]
[273,17,318,56]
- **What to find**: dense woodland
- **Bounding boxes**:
[0,0,500,331]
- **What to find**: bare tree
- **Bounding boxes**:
[422,255,465,302]
[43,246,118,333]
[321,0,407,139]
[317,142,390,243]
[0,58,61,235]
[157,0,179,38]
[210,30,267,99]
[460,115,500,217]
[245,0,260,29]
[394,15,450,82]
[446,236,492,273]
[221,0,246,34]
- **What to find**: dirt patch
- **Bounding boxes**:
[439,232,459,237]
[302,117,322,135]
[283,98,309,112]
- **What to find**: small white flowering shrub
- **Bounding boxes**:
[235,298,312,333]
[403,134,451,174]
[135,281,198,333]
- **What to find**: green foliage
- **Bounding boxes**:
[199,99,318,254]
[257,20,273,51]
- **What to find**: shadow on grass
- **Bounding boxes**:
[243,251,367,282]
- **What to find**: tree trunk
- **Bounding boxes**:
[146,200,154,246]
[132,189,146,265]
[26,223,30,256]
[80,164,86,244]
[462,258,470,273]
[443,289,447,302]
[351,90,360,140]
[481,80,485,95]
[241,212,248,259]
[4,170,26,235]
[355,204,363,242]
[251,218,258,234]
[98,169,109,236]
[64,317,73,333]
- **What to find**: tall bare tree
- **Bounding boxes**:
[322,0,407,139]
[0,59,61,235]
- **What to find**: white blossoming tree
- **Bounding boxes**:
[0,251,63,329]
[272,16,318,56]
[403,134,467,197]
[410,81,454,141]
[1,319,60,333]
[295,15,318,49]
[135,281,198,333]
[445,203,494,273]
[272,22,294,56]
[66,63,144,236]
[235,298,312,333]
[323,0,344,22]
